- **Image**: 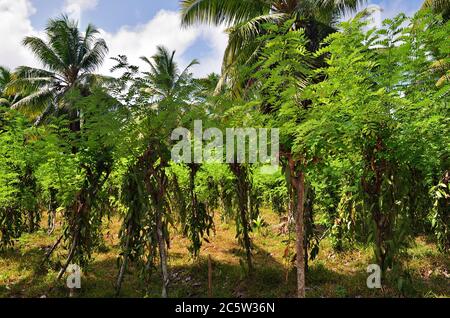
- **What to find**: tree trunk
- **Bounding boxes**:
[28,210,36,233]
[230,164,253,273]
[240,201,253,273]
[57,191,88,281]
[47,188,57,235]
[143,148,170,298]
[116,224,132,296]
[47,210,56,235]
[295,171,306,298]
[208,254,213,297]
[57,229,79,280]
[40,233,63,268]
[362,136,388,271]
[373,203,387,271]
[156,210,169,298]
[288,155,306,298]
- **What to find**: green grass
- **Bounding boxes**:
[0,210,448,298]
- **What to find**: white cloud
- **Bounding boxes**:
[100,10,228,78]
[63,0,99,23]
[0,3,227,78]
[365,4,383,29]
[0,0,41,69]
[189,25,228,77]
[340,0,422,28]
[377,0,420,20]
[0,0,424,79]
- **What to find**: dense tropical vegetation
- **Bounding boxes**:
[0,1,448,298]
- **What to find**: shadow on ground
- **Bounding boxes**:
[1,230,448,298]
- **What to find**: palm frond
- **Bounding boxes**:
[77,23,101,64]
[421,0,450,19]
[0,66,12,87]
[315,0,368,16]
[180,0,270,27]
[421,0,450,10]
[6,67,56,97]
[14,66,56,79]
[22,36,66,73]
[46,15,80,67]
[79,39,109,72]
[10,89,54,115]
[0,97,10,106]
[175,59,200,90]
[78,73,117,88]
[225,13,287,68]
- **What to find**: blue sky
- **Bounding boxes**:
[0,0,424,77]
[29,0,181,31]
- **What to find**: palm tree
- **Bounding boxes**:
[6,15,108,127]
[180,0,366,91]
[139,45,199,101]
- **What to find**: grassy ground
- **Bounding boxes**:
[0,209,448,298]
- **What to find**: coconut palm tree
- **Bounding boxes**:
[139,45,199,101]
[180,0,366,92]
[6,15,108,127]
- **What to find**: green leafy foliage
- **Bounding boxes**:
[0,6,448,298]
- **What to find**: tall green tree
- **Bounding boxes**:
[7,15,108,127]
[297,11,449,277]
[244,20,315,297]
[180,0,365,93]
[4,16,116,280]
[0,108,37,247]
[112,47,204,297]
[140,46,199,100]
